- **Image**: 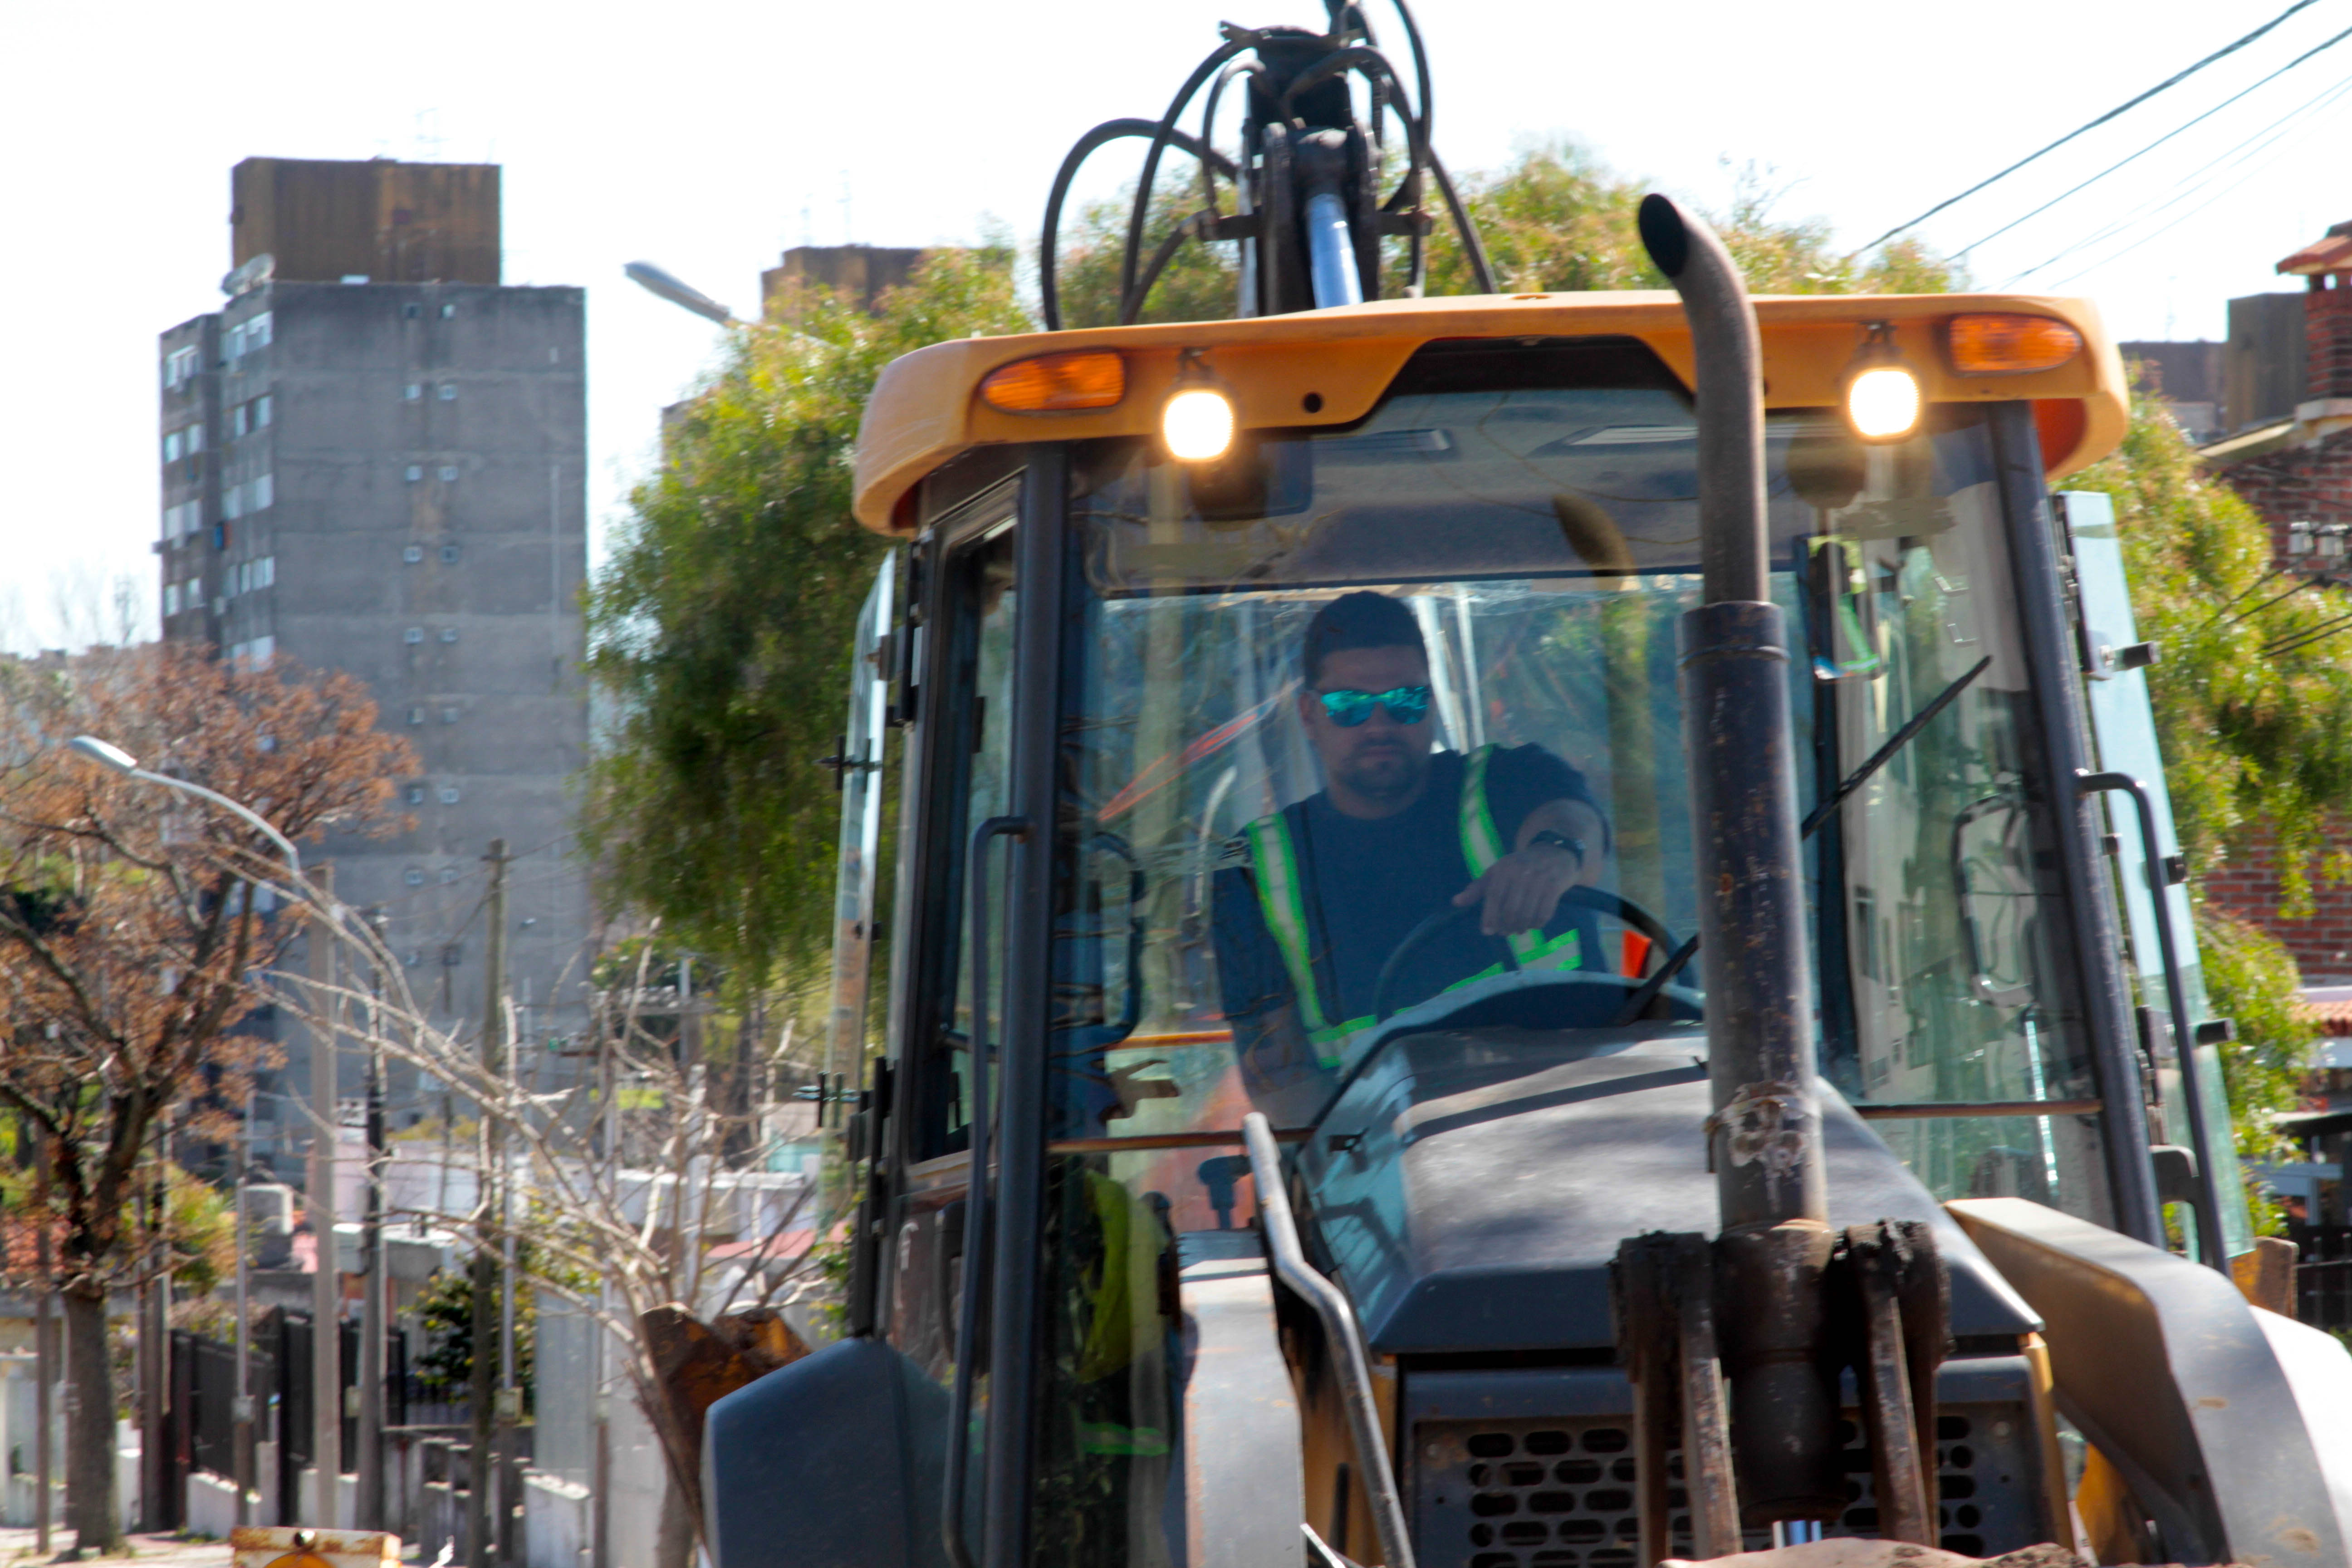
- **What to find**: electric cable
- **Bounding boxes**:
[2023,69,2352,287]
[1999,63,2352,284]
[1955,18,2352,259]
[1850,0,2330,254]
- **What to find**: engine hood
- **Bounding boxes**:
[1298,1024,2042,1354]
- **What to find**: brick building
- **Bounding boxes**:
[2204,221,2352,978]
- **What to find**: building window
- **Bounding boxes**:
[255,394,272,428]
[231,405,248,439]
[438,465,459,482]
[247,312,272,347]
[440,943,462,966]
[438,382,456,401]
[405,465,423,482]
[250,635,274,667]
[164,431,183,462]
[404,867,426,887]
[441,706,460,723]
[405,382,422,402]
[440,304,456,319]
[256,555,274,588]
[404,627,424,645]
[405,784,426,805]
[438,787,461,805]
[164,583,181,616]
[407,706,425,725]
[403,304,421,320]
[439,867,460,884]
[440,543,461,564]
[226,324,245,361]
[405,951,422,968]
[187,422,204,452]
[164,346,200,387]
[253,474,273,510]
[223,485,243,520]
[438,627,458,643]
[403,544,424,564]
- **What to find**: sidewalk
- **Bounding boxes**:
[0,1529,232,1568]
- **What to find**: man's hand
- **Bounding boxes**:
[1453,839,1583,937]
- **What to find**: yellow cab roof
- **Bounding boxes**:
[851,289,2127,534]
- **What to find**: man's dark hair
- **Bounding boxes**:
[1303,591,1426,686]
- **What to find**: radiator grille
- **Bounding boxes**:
[1410,1405,2040,1568]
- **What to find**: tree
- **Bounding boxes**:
[299,916,823,1568]
[2070,397,2352,1176]
[0,643,413,1549]
[583,250,1033,995]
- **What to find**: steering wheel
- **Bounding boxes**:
[1372,886,1682,1021]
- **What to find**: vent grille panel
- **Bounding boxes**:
[1411,1405,2040,1568]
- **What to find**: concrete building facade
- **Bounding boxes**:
[158,159,592,1160]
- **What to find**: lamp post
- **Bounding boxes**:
[622,260,740,327]
[66,734,352,1525]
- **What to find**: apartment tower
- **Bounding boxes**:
[157,157,590,1161]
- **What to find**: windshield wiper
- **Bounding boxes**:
[1611,655,1994,1027]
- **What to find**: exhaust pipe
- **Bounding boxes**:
[1638,194,1843,1524]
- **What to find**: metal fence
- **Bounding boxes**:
[164,1312,412,1529]
[2295,1225,2352,1332]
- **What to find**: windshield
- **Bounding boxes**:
[1043,338,2107,1215]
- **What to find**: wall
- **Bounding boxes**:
[232,159,500,285]
[2200,817,2352,981]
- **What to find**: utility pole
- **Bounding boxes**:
[234,1092,254,1528]
[34,1129,54,1555]
[140,1114,168,1532]
[357,908,388,1528]
[468,839,508,1567]
[308,863,342,1524]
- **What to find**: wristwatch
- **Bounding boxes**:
[1529,829,1588,864]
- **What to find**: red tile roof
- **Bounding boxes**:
[2280,224,2352,276]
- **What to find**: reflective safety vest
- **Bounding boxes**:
[1240,744,1583,1065]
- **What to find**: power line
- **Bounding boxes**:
[1850,0,2330,254]
[1955,19,2352,259]
[2017,69,2352,288]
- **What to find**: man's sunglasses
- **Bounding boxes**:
[1317,685,1433,727]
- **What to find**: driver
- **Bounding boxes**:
[1211,590,1610,1106]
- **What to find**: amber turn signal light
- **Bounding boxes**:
[1945,314,2083,376]
[980,350,1127,412]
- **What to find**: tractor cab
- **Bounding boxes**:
[700,11,2352,1568]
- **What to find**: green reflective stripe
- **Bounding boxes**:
[1459,743,1506,874]
[1245,815,1328,1039]
[1510,926,1583,972]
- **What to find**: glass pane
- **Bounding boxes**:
[2066,489,2250,1255]
[825,554,896,1092]
[1028,342,2117,1567]
[913,513,1018,1161]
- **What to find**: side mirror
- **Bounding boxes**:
[704,1337,950,1568]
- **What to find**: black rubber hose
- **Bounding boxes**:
[1427,147,1495,293]
[1121,210,1215,326]
[1198,60,1264,223]
[1042,118,1236,332]
[1121,41,1248,316]
[1389,0,1435,148]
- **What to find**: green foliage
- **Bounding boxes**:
[2070,396,2352,1172]
[1426,143,1965,297]
[583,251,1032,985]
[2073,397,2352,916]
[1050,138,1963,331]
[413,1265,535,1403]
[1054,179,1242,329]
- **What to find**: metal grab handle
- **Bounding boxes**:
[1242,1112,1417,1568]
[2076,771,2228,1270]
[943,815,1030,1568]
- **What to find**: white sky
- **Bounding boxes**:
[9,0,2349,652]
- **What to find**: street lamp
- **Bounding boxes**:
[64,732,350,1525]
[624,260,740,327]
[67,735,305,877]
